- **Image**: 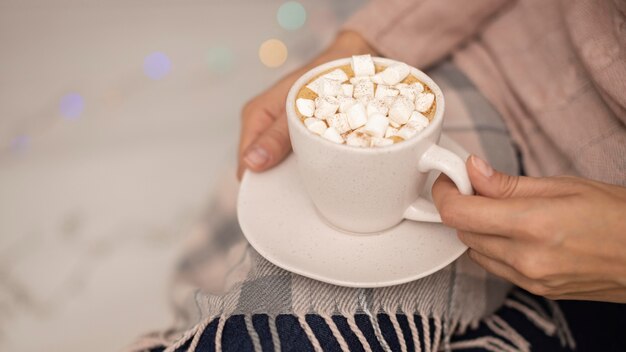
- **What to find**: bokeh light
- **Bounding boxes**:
[60,93,85,119]
[259,39,288,68]
[277,1,307,30]
[10,135,29,152]
[143,52,171,80]
[207,46,234,74]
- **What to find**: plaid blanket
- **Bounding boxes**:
[129,62,574,352]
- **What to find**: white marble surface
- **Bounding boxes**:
[0,0,364,350]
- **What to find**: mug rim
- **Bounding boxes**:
[285,56,445,154]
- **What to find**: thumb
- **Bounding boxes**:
[242,115,291,174]
[467,155,554,198]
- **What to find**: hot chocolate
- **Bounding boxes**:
[295,55,436,147]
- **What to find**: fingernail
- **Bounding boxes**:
[471,155,494,177]
[244,145,269,168]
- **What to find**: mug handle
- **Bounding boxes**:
[403,144,473,222]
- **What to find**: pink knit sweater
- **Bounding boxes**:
[344,0,625,185]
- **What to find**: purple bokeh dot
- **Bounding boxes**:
[10,135,29,152]
[60,93,85,120]
[143,52,171,80]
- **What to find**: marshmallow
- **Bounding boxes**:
[397,124,419,140]
[415,92,435,113]
[307,69,348,95]
[349,76,370,84]
[380,63,410,85]
[340,84,354,97]
[357,96,372,107]
[412,82,425,94]
[353,79,375,99]
[371,73,385,84]
[322,126,345,144]
[319,79,341,97]
[296,98,315,117]
[375,84,400,99]
[337,95,356,113]
[408,111,429,131]
[314,96,339,119]
[351,54,375,77]
[385,126,398,138]
[383,96,398,108]
[389,120,401,128]
[304,118,327,135]
[346,131,371,147]
[388,96,415,125]
[306,77,342,96]
[396,83,416,101]
[363,113,389,138]
[322,68,349,83]
[346,102,368,130]
[305,77,324,95]
[327,113,351,134]
[371,137,394,147]
[366,98,389,117]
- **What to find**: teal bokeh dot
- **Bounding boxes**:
[207,46,234,74]
[277,1,306,30]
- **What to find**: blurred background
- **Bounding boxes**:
[0,0,365,350]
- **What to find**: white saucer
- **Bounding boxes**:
[237,134,468,288]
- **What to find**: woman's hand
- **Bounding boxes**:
[237,31,377,179]
[432,155,626,303]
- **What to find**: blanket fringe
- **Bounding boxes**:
[297,314,323,352]
[268,314,281,352]
[442,316,459,352]
[346,314,373,352]
[432,317,442,352]
[244,315,262,352]
[213,314,227,352]
[360,290,391,351]
[408,315,422,352]
[504,299,556,336]
[157,291,576,352]
[162,317,206,352]
[546,300,576,349]
[421,314,431,352]
[449,336,518,352]
[320,313,350,352]
[188,316,213,352]
[484,315,530,352]
[389,313,408,352]
[511,290,549,318]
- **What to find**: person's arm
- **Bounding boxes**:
[343,0,512,68]
[432,155,626,303]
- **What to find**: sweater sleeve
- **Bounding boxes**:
[563,0,626,124]
[342,0,513,69]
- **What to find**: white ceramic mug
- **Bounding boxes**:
[286,57,473,233]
